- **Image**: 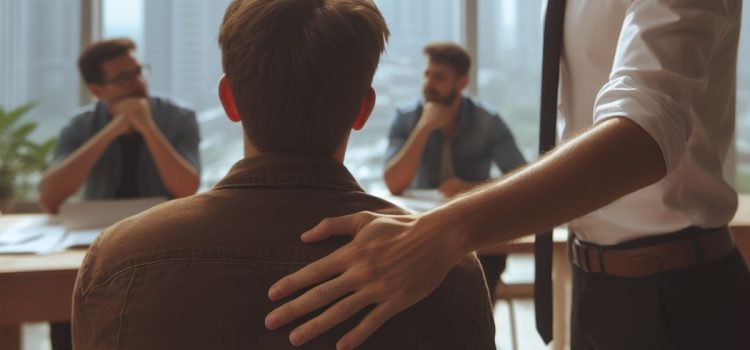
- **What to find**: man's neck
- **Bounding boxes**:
[243,136,347,163]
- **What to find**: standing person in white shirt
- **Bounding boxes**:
[263,1,750,349]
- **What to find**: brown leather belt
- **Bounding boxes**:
[569,227,736,278]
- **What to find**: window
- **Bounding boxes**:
[3,0,749,206]
[477,0,542,161]
[103,0,239,189]
[347,0,465,192]
[102,0,465,193]
[737,3,750,191]
[0,0,81,143]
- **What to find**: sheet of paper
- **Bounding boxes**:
[0,220,67,254]
[59,228,104,249]
[59,197,166,230]
[0,216,56,245]
[371,189,445,214]
[401,189,445,203]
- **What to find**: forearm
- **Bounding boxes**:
[141,127,199,198]
[421,117,667,253]
[384,128,432,194]
[39,129,119,213]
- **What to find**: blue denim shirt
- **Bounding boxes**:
[386,97,525,188]
[50,97,201,199]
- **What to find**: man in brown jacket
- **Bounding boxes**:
[71,0,495,349]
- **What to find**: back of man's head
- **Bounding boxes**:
[78,38,136,84]
[218,0,389,156]
[424,42,471,77]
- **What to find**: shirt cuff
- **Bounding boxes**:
[593,76,692,172]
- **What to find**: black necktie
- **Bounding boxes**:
[535,0,566,344]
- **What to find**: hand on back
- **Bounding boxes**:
[265,211,466,349]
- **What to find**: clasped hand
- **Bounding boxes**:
[108,97,155,135]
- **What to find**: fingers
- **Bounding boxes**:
[268,249,346,301]
[336,302,400,350]
[266,269,358,331]
[301,212,374,243]
[286,287,376,347]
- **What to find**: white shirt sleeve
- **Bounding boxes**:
[592,0,738,172]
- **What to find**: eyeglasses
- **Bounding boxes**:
[101,65,150,87]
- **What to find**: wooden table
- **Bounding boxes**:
[0,252,83,349]
[0,195,748,350]
[0,215,85,350]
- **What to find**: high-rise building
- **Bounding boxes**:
[0,0,80,140]
[143,0,230,112]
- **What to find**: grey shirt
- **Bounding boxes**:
[51,97,200,199]
[386,97,526,188]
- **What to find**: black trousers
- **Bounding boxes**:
[570,248,750,350]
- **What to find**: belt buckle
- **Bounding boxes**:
[572,239,591,272]
[575,240,607,274]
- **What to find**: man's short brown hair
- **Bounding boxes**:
[78,38,136,84]
[424,42,471,77]
[218,0,389,156]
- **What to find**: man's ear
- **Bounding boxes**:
[88,84,103,99]
[457,75,469,91]
[219,75,242,123]
[352,87,376,131]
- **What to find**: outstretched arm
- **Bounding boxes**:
[266,117,666,349]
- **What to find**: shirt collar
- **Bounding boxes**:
[455,96,474,134]
[213,154,364,192]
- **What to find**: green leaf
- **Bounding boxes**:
[10,122,37,140]
[0,102,35,132]
[0,101,55,196]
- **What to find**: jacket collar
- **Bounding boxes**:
[213,154,363,192]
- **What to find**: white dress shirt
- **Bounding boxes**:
[560,0,742,244]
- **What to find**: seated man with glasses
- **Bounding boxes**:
[40,38,201,214]
[39,38,201,349]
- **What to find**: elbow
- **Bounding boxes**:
[383,174,405,196]
[171,176,199,198]
[387,185,404,196]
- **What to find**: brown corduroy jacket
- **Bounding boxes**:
[72,154,496,349]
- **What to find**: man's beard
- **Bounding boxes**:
[424,88,457,105]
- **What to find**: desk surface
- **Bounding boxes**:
[0,215,85,274]
[1,194,749,272]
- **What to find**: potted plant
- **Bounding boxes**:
[0,103,56,213]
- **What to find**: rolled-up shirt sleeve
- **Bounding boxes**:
[592,0,737,172]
